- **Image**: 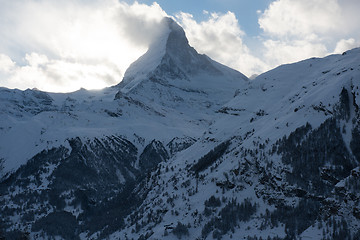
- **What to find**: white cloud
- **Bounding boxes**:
[259,0,342,38]
[263,40,328,65]
[0,0,167,92]
[0,54,15,73]
[2,52,124,92]
[176,11,268,77]
[258,0,360,68]
[25,53,49,67]
[333,38,359,54]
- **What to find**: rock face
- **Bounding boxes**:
[1,17,360,240]
[139,140,169,171]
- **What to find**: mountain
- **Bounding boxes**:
[116,17,247,116]
[1,17,360,240]
[0,17,247,179]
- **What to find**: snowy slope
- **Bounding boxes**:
[0,87,193,177]
[0,86,207,178]
[110,48,360,240]
[212,47,360,146]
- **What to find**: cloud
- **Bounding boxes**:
[0,0,167,92]
[259,0,342,38]
[1,0,360,91]
[176,11,268,77]
[263,40,328,66]
[0,54,15,73]
[258,0,360,67]
[333,38,359,54]
[2,53,124,92]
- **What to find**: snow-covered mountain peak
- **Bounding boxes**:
[162,17,230,78]
[117,17,248,115]
[121,17,247,88]
[118,18,171,91]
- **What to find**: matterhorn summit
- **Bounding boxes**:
[116,17,248,113]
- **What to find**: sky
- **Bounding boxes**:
[0,0,359,92]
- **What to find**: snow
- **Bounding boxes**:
[0,17,251,178]
[106,47,360,239]
[0,85,207,176]
[206,48,360,152]
[1,15,360,239]
[120,21,171,93]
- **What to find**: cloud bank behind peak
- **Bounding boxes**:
[0,0,359,92]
